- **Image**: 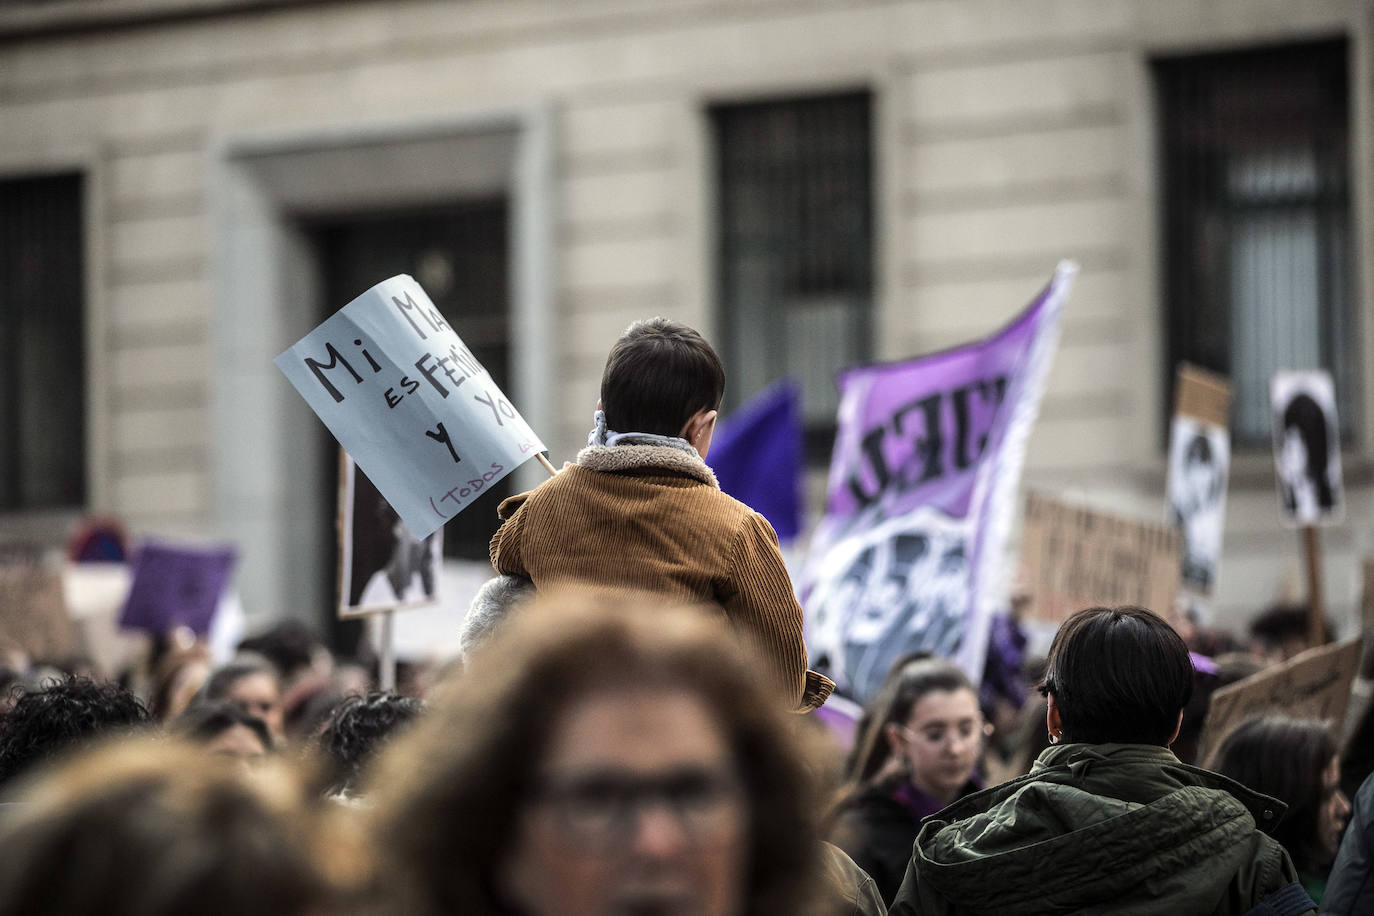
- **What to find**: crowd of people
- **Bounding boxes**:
[1,319,1370,915]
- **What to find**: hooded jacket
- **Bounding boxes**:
[888,743,1308,916]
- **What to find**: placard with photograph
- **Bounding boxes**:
[1271,370,1343,527]
[338,450,443,618]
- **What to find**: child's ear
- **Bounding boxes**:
[681,409,717,458]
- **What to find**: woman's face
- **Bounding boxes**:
[501,686,749,916]
[1317,755,1352,862]
[893,688,983,804]
[203,723,269,768]
[226,673,284,743]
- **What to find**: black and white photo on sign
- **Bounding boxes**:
[340,452,443,615]
[1167,416,1229,593]
[1271,371,1343,527]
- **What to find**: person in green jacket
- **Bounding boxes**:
[888,605,1314,916]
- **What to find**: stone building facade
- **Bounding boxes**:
[2,0,1371,638]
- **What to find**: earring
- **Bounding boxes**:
[1048,731,1061,745]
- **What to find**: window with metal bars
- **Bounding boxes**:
[1155,39,1355,447]
[712,91,873,465]
[0,172,86,511]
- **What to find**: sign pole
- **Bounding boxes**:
[536,453,558,477]
[379,609,396,691]
[1304,525,1325,648]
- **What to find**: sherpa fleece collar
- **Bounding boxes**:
[575,443,719,489]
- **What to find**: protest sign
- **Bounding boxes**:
[1272,370,1343,527]
[801,262,1074,701]
[1166,365,1232,594]
[119,542,236,635]
[338,450,443,618]
[1199,637,1361,765]
[1362,557,1374,631]
[710,380,803,542]
[276,275,545,540]
[1022,492,1181,627]
[0,546,78,659]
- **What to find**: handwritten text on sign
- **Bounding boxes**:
[276,275,544,539]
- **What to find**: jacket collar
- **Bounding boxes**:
[575,443,720,489]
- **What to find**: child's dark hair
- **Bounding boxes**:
[600,318,726,437]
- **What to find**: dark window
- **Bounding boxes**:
[0,173,86,510]
[713,92,873,464]
[1156,39,1354,445]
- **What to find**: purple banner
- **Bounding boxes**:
[801,263,1074,701]
[119,542,237,636]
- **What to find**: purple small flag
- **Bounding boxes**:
[710,381,803,542]
[119,542,237,635]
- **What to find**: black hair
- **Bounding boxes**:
[203,661,280,701]
[237,622,322,683]
[1039,606,1193,746]
[1211,716,1338,872]
[599,318,726,437]
[1281,392,1336,510]
[174,700,273,752]
[0,676,151,791]
[1249,603,1329,654]
[317,692,423,796]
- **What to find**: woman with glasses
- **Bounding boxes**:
[369,590,829,916]
[829,658,986,905]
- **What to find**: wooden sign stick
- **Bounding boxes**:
[1305,525,1326,647]
[536,453,558,477]
[379,610,396,692]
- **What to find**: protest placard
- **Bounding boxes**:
[338,450,443,619]
[1166,365,1232,594]
[1021,492,1181,626]
[1199,637,1362,765]
[1272,370,1343,528]
[0,546,78,659]
[276,275,545,540]
[119,542,237,635]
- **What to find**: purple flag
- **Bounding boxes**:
[801,262,1074,701]
[119,542,237,635]
[710,380,803,542]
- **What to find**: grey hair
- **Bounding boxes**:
[458,575,535,662]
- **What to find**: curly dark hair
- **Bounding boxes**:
[0,676,151,793]
[317,692,423,796]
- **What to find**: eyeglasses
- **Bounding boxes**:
[530,765,745,850]
[896,719,992,748]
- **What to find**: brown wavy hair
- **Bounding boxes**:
[368,588,823,915]
[0,738,349,916]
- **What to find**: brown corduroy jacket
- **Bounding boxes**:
[489,442,833,711]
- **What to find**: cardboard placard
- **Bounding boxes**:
[1022,492,1181,626]
[1175,363,1233,427]
[276,275,545,539]
[1167,366,1232,595]
[1199,637,1362,765]
[1271,370,1344,527]
[338,450,443,619]
[0,547,78,660]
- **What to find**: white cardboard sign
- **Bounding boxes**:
[276,275,544,539]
